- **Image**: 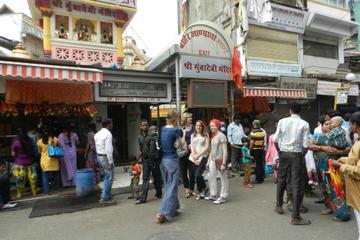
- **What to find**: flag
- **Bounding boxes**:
[232,47,243,90]
[181,0,188,32]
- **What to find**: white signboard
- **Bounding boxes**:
[317,81,359,96]
[248,3,308,34]
[179,22,232,58]
[179,55,232,80]
[248,60,301,77]
[336,89,349,105]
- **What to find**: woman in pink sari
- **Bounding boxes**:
[59,123,79,187]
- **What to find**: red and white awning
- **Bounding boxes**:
[0,60,103,83]
[243,87,307,99]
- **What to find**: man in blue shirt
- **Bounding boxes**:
[227,114,246,175]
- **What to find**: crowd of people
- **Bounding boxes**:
[0,122,100,209]
[2,103,360,238]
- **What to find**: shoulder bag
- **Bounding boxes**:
[48,138,64,158]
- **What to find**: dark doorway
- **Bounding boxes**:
[107,104,128,165]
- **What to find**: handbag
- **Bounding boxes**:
[215,159,223,170]
[48,139,64,158]
[175,139,188,158]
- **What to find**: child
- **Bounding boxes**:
[128,156,141,200]
[241,137,255,188]
[0,160,17,209]
[327,116,348,150]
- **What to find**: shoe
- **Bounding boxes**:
[315,199,325,204]
[128,196,134,199]
[196,194,201,201]
[301,206,309,214]
[156,213,168,224]
[308,180,314,185]
[185,191,191,198]
[205,195,217,201]
[274,206,284,215]
[135,200,146,205]
[155,194,162,199]
[244,184,254,188]
[174,210,181,217]
[213,197,226,204]
[1,203,17,209]
[99,198,115,204]
[291,218,311,225]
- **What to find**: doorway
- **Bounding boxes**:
[107,104,128,165]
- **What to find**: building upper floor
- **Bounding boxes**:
[28,0,137,67]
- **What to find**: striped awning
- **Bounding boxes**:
[0,60,103,83]
[243,87,307,99]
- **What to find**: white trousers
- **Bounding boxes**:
[355,209,360,240]
[208,160,229,199]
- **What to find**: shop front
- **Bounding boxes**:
[0,56,103,168]
[94,69,172,165]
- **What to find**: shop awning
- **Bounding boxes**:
[243,87,307,99]
[0,60,103,83]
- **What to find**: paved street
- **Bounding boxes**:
[0,176,357,240]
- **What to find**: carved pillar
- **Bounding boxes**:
[114,10,128,67]
[37,1,53,57]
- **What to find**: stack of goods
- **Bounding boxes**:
[24,104,97,117]
[0,102,19,117]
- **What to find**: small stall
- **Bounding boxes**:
[0,55,103,169]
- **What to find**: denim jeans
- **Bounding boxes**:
[98,155,114,201]
[42,171,60,195]
[194,157,207,193]
[159,156,180,218]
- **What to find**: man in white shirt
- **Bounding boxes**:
[94,118,114,204]
[227,114,246,174]
[273,103,311,225]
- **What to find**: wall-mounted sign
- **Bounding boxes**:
[179,55,231,80]
[100,81,167,98]
[179,21,233,58]
[336,88,349,105]
[50,0,133,18]
[248,60,301,77]
[95,72,172,103]
[279,77,317,99]
[317,81,359,97]
[248,2,308,34]
[96,0,136,8]
[187,79,228,108]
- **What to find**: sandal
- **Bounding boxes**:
[332,217,343,222]
[185,192,191,198]
[156,214,168,224]
[321,209,333,215]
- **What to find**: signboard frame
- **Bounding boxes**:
[187,79,228,108]
[95,77,172,103]
[279,77,317,100]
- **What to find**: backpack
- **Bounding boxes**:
[148,134,162,163]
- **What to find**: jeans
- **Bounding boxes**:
[276,152,306,219]
[42,171,60,195]
[139,160,162,202]
[0,174,10,204]
[159,156,180,218]
[98,155,114,201]
[180,153,195,191]
[253,149,265,182]
[194,157,207,193]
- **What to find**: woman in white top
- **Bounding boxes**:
[190,120,210,200]
[206,119,229,204]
